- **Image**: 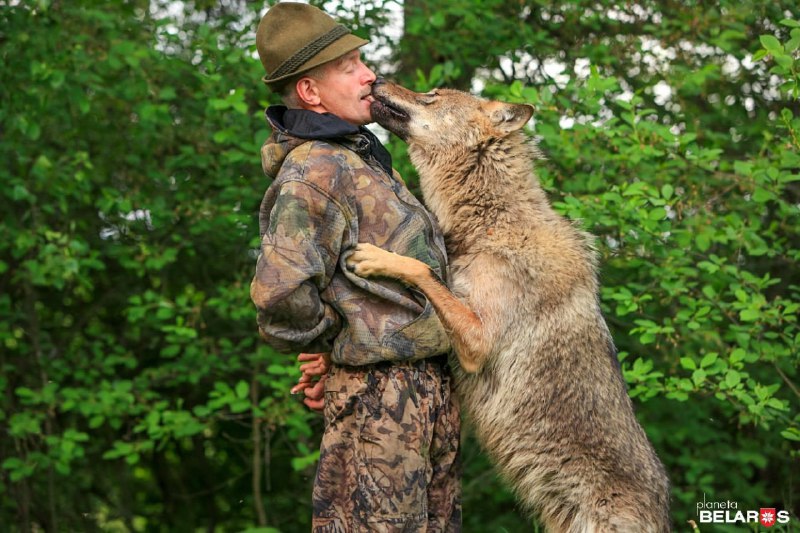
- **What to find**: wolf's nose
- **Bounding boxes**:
[373,77,386,87]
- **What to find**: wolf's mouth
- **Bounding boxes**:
[377,100,409,120]
[370,93,410,122]
[369,82,412,139]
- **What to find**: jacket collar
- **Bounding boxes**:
[266,105,393,176]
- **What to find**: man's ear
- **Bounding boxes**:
[486,101,534,134]
[295,77,321,107]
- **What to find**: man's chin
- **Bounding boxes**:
[360,102,376,125]
[353,108,375,126]
[341,116,373,127]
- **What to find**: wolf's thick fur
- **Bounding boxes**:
[347,80,670,532]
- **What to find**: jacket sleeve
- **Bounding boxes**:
[250,179,347,353]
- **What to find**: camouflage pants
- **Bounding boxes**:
[312,356,462,532]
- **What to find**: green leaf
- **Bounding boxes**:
[724,370,741,388]
[229,399,250,413]
[781,428,800,441]
[739,308,761,322]
[159,86,177,100]
[700,353,718,368]
[267,364,287,375]
[290,450,320,471]
[235,380,249,400]
[774,53,793,69]
[430,12,446,28]
[1,457,25,470]
[752,187,772,203]
[692,369,707,387]
[766,398,787,410]
[752,49,769,61]
[695,233,711,252]
[729,349,746,364]
[759,34,783,52]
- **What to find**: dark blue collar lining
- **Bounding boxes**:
[266,106,393,176]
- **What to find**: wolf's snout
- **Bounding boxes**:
[369,80,412,138]
[371,77,388,97]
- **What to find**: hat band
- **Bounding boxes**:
[270,24,351,80]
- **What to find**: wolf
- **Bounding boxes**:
[346,79,671,532]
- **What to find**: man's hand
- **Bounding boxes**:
[290,352,331,413]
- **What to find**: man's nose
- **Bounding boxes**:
[362,64,377,84]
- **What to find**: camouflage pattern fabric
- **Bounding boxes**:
[313,357,461,532]
[251,127,451,366]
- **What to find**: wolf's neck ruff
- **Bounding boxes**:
[410,131,550,239]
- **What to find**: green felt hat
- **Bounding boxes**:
[256,2,368,86]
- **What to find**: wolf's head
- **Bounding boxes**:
[370,79,533,148]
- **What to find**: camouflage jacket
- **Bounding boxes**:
[250,106,451,366]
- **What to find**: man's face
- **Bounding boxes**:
[313,50,377,126]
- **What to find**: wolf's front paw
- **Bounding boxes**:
[346,243,397,278]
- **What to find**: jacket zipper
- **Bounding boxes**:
[357,136,449,281]
[391,177,448,281]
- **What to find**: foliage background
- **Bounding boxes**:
[1,0,798,531]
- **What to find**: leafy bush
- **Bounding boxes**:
[1,0,797,531]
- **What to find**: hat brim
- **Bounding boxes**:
[262,34,369,86]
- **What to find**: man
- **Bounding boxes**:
[251,3,461,531]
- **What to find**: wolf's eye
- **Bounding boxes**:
[420,91,439,105]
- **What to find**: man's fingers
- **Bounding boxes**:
[304,397,324,413]
[299,362,324,375]
[291,353,330,414]
[304,378,325,401]
[291,367,329,395]
[290,380,314,395]
[297,352,327,362]
[304,374,326,412]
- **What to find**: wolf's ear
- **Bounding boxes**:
[486,102,534,134]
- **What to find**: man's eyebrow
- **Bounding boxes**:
[334,51,359,69]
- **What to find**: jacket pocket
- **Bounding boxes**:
[381,297,451,361]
